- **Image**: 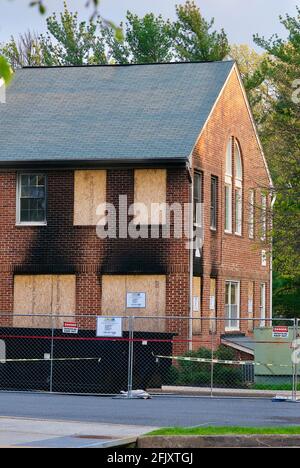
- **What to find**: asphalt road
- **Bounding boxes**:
[0,392,300,427]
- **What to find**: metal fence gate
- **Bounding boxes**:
[0,314,298,400]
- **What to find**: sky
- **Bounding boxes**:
[0,0,299,48]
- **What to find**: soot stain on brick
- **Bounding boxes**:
[20,172,79,274]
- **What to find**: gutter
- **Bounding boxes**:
[0,158,188,171]
[187,162,194,352]
[270,193,277,321]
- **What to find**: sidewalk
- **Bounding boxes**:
[159,386,300,399]
[0,417,155,448]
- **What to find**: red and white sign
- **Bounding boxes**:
[63,322,79,334]
[272,326,289,339]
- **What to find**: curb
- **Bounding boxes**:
[138,435,300,448]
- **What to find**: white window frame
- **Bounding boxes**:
[194,171,203,228]
[16,173,47,226]
[210,176,218,231]
[249,189,255,239]
[225,280,240,332]
[234,142,243,236]
[235,186,243,236]
[261,194,267,241]
[260,283,266,327]
[225,182,232,233]
[225,138,233,234]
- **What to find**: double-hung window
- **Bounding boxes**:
[17,174,47,225]
[225,139,233,233]
[210,176,218,230]
[249,189,255,239]
[193,171,203,226]
[234,142,243,236]
[225,281,240,331]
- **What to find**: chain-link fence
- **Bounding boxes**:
[0,314,298,400]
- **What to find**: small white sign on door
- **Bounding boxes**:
[96,317,123,338]
[126,292,146,309]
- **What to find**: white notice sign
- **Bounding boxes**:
[126,292,146,309]
[193,296,200,312]
[96,317,123,338]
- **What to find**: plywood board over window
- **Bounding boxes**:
[74,170,106,226]
[102,275,166,332]
[192,276,202,335]
[13,275,76,329]
[134,169,167,225]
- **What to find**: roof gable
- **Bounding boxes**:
[0,61,235,165]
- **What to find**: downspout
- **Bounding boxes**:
[187,162,194,351]
[270,192,277,321]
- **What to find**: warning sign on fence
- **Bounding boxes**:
[63,322,79,335]
[272,326,289,339]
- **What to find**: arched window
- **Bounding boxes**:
[224,137,243,235]
[225,138,233,233]
[234,141,243,235]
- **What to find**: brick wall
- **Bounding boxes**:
[0,67,271,348]
[192,67,271,345]
[0,168,190,328]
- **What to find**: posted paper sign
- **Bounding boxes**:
[97,317,123,338]
[193,296,200,312]
[272,326,289,339]
[126,292,146,309]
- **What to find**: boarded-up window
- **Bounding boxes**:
[134,169,167,225]
[74,170,106,226]
[102,275,166,332]
[192,277,202,335]
[13,275,76,328]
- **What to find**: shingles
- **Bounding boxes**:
[0,61,235,163]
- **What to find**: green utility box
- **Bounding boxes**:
[254,326,296,386]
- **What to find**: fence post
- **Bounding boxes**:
[210,330,214,398]
[292,319,299,402]
[127,316,134,399]
[49,316,54,393]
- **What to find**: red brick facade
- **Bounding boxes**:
[0,67,271,346]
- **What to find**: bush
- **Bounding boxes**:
[164,346,244,388]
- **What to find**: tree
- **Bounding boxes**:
[253,8,300,316]
[105,11,175,64]
[174,0,230,61]
[0,32,45,69]
[229,44,271,124]
[39,2,108,66]
[0,0,115,80]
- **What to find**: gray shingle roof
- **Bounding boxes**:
[0,61,235,164]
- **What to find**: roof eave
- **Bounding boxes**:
[0,157,188,171]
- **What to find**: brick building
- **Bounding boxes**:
[0,61,272,348]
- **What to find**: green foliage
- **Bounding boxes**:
[241,8,300,317]
[104,11,175,64]
[39,1,108,66]
[0,32,45,69]
[273,273,300,318]
[166,346,244,388]
[174,1,230,61]
[252,8,300,309]
[0,56,13,84]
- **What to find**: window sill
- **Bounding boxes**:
[225,327,241,333]
[16,222,47,227]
